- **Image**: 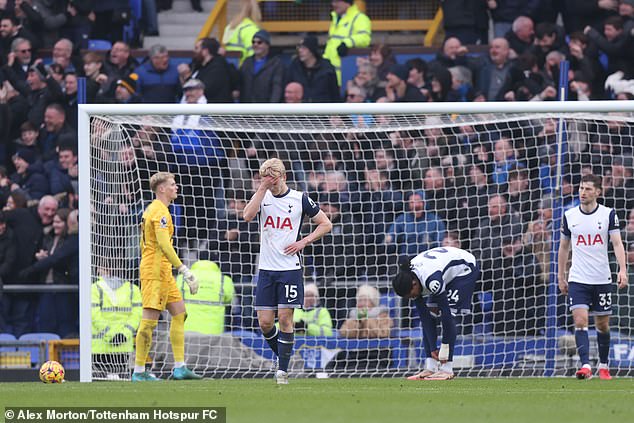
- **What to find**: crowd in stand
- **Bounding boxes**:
[0,0,634,339]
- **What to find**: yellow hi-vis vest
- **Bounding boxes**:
[323,4,372,85]
[178,260,235,335]
[294,307,334,337]
[223,17,260,66]
[91,278,142,354]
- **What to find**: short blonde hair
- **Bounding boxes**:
[150,172,175,193]
[259,158,286,178]
[356,284,380,307]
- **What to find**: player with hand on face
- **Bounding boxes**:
[243,158,332,384]
[558,174,628,380]
[392,246,480,380]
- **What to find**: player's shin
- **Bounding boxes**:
[170,312,186,367]
[263,327,280,355]
[134,319,158,373]
[278,331,294,372]
[575,327,590,366]
[597,330,610,366]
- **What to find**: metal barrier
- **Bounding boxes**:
[198,0,443,46]
[0,340,47,368]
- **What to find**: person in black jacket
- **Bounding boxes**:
[0,211,18,334]
[10,149,49,200]
[191,37,233,103]
[20,208,78,336]
[239,30,284,103]
[441,0,489,44]
[285,35,340,103]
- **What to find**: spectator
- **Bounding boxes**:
[430,37,474,72]
[4,38,34,83]
[471,194,524,291]
[223,0,261,65]
[386,191,446,257]
[239,30,284,103]
[8,62,63,128]
[505,166,538,223]
[562,0,620,35]
[114,73,142,104]
[456,163,492,244]
[82,51,108,103]
[102,41,137,98]
[218,192,259,280]
[38,103,75,161]
[191,38,233,103]
[385,64,427,102]
[12,121,39,160]
[20,208,78,336]
[324,0,372,86]
[286,35,340,103]
[303,192,360,279]
[528,22,569,69]
[51,38,80,73]
[0,15,35,57]
[476,38,514,101]
[523,195,553,284]
[339,284,392,339]
[505,16,535,56]
[61,0,93,50]
[177,260,235,335]
[423,167,459,231]
[10,149,48,200]
[585,16,634,77]
[406,58,429,98]
[293,283,333,337]
[283,82,303,103]
[568,32,605,97]
[447,66,474,102]
[603,156,634,219]
[0,211,17,334]
[352,62,385,102]
[135,44,180,103]
[440,0,488,44]
[368,44,396,81]
[45,142,77,197]
[62,72,78,128]
[491,137,518,185]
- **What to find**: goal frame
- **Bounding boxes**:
[78,101,634,382]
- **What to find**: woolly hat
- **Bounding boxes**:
[117,73,138,95]
[14,148,37,165]
[253,29,271,45]
[388,64,409,82]
[298,35,321,58]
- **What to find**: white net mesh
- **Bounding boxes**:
[85,107,634,379]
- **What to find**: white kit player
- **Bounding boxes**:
[392,246,480,380]
[243,158,332,384]
[558,174,628,380]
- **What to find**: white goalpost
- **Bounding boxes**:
[78,101,634,382]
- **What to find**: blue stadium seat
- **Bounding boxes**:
[18,333,61,366]
[0,333,17,353]
[87,39,112,51]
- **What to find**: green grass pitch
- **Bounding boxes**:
[1,378,632,423]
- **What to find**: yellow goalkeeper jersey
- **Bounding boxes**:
[140,200,182,280]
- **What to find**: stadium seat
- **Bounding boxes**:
[0,333,17,352]
[87,39,112,51]
[18,333,61,366]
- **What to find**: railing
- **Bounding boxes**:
[198,0,443,46]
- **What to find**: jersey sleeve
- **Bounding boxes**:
[153,214,183,268]
[302,193,320,218]
[424,271,446,295]
[608,209,620,233]
[561,213,571,238]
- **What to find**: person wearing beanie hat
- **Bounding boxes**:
[324,0,371,85]
[385,63,428,102]
[115,73,141,104]
[286,35,340,102]
[11,148,49,200]
[239,27,285,102]
[252,29,271,45]
[392,246,479,381]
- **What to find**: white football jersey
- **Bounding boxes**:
[561,204,619,285]
[257,188,320,271]
[410,247,477,295]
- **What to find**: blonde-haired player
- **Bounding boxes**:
[244,158,332,384]
[132,172,202,381]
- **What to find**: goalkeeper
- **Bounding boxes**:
[132,172,202,381]
[392,246,480,380]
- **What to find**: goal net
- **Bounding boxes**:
[79,102,634,381]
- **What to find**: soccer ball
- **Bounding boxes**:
[39,360,65,383]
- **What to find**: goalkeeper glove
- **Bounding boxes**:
[178,265,199,295]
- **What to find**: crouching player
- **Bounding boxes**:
[392,246,480,380]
